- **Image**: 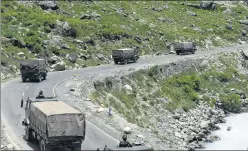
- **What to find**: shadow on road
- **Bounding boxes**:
[22,136,72,151]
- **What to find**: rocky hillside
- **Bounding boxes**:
[1,1,248,80]
[88,50,248,150]
[56,49,248,150]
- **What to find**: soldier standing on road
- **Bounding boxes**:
[36,90,45,99]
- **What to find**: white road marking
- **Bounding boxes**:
[53,78,119,143]
[5,132,20,150]
[22,92,24,96]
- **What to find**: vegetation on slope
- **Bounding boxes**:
[91,52,248,126]
[1,1,248,74]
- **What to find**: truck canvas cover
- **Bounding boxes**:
[20,59,45,70]
[174,42,195,50]
[30,101,85,137]
[112,48,135,57]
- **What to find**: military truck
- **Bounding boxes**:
[112,48,139,64]
[19,59,48,82]
[173,42,197,55]
[21,97,86,151]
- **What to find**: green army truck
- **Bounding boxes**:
[19,59,48,82]
[112,48,139,65]
[21,97,86,151]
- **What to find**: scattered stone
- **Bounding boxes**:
[123,126,132,134]
[169,50,176,54]
[124,84,132,91]
[227,126,232,131]
[17,52,25,58]
[70,88,75,91]
[97,107,104,113]
[37,1,59,10]
[51,61,66,71]
[239,20,248,25]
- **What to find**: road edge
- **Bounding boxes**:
[53,77,120,144]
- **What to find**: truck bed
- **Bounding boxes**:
[31,101,80,115]
[29,100,85,138]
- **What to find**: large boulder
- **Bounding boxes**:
[123,126,132,134]
[51,61,66,71]
[37,1,59,10]
[55,20,76,38]
[239,20,248,25]
[66,54,78,63]
[200,2,216,10]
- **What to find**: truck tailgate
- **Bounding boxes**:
[47,113,85,137]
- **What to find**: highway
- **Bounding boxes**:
[1,43,248,150]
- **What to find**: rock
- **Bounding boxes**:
[96,53,105,60]
[241,50,248,60]
[137,134,144,139]
[93,81,105,91]
[1,144,4,149]
[37,1,59,10]
[152,7,163,12]
[124,84,132,91]
[169,50,176,54]
[51,61,66,71]
[61,44,70,49]
[123,126,132,134]
[66,54,78,63]
[48,56,60,64]
[188,11,197,16]
[227,126,232,131]
[134,36,142,44]
[223,8,233,14]
[225,24,233,30]
[10,37,26,48]
[200,60,209,68]
[209,135,220,142]
[97,107,104,113]
[80,12,101,20]
[55,20,76,38]
[239,20,248,25]
[91,12,101,19]
[242,30,247,36]
[200,2,216,10]
[17,52,25,58]
[70,88,75,91]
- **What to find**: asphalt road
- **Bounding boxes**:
[1,43,248,150]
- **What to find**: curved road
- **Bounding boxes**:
[1,43,248,150]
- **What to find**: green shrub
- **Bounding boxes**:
[220,93,241,113]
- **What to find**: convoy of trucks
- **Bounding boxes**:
[20,97,86,151]
[16,42,197,150]
[19,59,48,82]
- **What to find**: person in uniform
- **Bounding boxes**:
[36,90,45,99]
[118,134,133,147]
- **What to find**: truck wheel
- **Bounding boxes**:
[176,51,180,55]
[133,57,137,63]
[72,144,81,151]
[22,77,26,82]
[38,74,42,82]
[43,73,46,80]
[25,126,32,141]
[124,59,128,64]
[39,139,46,151]
[114,59,118,64]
